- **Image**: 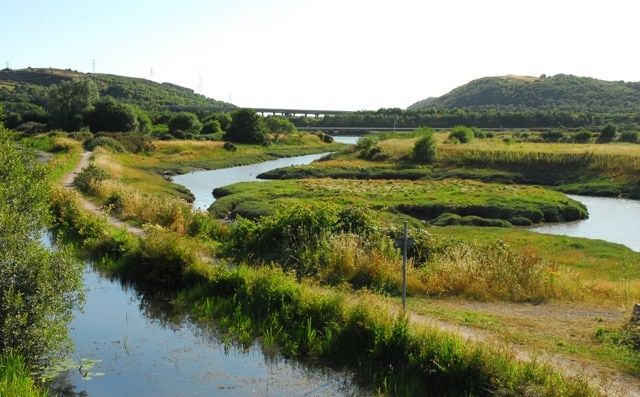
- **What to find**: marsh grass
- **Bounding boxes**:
[48,133,640,395]
[419,239,571,302]
[176,263,603,396]
[0,353,48,397]
[212,177,587,225]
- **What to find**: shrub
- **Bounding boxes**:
[84,136,126,152]
[598,122,617,142]
[73,164,110,194]
[448,126,474,144]
[412,128,437,163]
[223,141,237,151]
[201,119,222,135]
[15,121,47,135]
[618,130,639,143]
[571,130,592,143]
[168,112,202,135]
[540,130,564,142]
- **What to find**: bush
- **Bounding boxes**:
[540,130,564,142]
[448,126,474,144]
[168,112,202,135]
[201,119,222,135]
[84,136,126,152]
[618,130,639,143]
[598,122,617,142]
[15,121,47,135]
[412,128,437,163]
[73,164,110,194]
[571,130,592,143]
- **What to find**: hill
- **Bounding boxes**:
[408,74,640,113]
[0,67,233,114]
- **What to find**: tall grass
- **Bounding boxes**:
[178,263,603,396]
[0,353,48,397]
[419,239,572,302]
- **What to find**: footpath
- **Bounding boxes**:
[62,151,145,236]
[61,151,639,396]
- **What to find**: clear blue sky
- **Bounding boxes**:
[3,0,639,110]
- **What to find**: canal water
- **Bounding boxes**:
[50,268,361,396]
[173,152,331,211]
[54,140,638,395]
[531,195,640,252]
[51,149,364,396]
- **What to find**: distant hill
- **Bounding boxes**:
[408,74,640,113]
[0,67,233,113]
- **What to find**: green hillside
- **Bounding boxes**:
[408,74,640,113]
[0,67,233,114]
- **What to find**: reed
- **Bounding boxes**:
[0,353,48,397]
[177,263,603,396]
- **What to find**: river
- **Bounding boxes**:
[50,147,364,396]
[531,195,640,252]
[54,140,638,395]
[50,268,361,396]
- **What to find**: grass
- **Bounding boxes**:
[0,353,48,397]
[210,177,587,225]
[118,133,347,175]
[44,130,640,395]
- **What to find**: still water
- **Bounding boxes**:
[56,146,638,395]
[52,269,360,396]
[52,149,364,396]
[173,153,330,210]
[531,195,640,252]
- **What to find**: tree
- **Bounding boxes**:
[266,116,296,141]
[201,119,222,135]
[224,108,268,144]
[412,127,438,163]
[85,97,141,133]
[598,122,617,143]
[47,78,98,131]
[168,112,202,135]
[0,122,83,365]
[205,112,232,132]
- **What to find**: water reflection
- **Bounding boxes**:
[50,266,363,397]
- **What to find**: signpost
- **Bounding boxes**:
[394,221,414,310]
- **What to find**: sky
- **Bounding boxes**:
[3,0,639,111]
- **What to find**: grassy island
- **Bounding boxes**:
[25,128,640,396]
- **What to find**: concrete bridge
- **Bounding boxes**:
[168,105,353,118]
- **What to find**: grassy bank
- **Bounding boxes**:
[42,130,640,395]
[211,177,587,225]
[263,134,640,198]
[50,184,636,395]
[0,353,48,397]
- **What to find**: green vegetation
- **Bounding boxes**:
[0,353,48,397]
[0,123,83,396]
[262,134,640,198]
[5,66,640,394]
[211,178,587,226]
[408,74,640,113]
[0,128,83,365]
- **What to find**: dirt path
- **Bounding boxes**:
[399,300,640,397]
[62,151,145,236]
[60,152,639,396]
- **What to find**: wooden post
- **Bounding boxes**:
[402,221,407,310]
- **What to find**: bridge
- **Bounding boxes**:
[168,105,353,118]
